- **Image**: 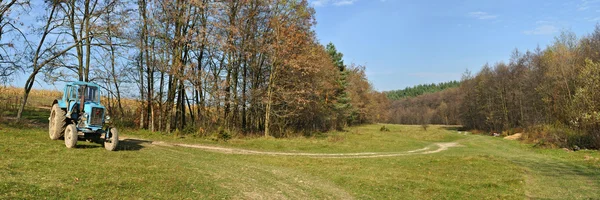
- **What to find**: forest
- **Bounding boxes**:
[3,0,600,150]
[394,28,600,149]
[0,0,389,137]
[458,29,600,149]
[385,81,460,100]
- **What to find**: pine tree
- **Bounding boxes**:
[326,42,352,129]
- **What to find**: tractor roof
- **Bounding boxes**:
[67,81,100,88]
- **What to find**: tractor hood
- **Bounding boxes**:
[83,101,105,110]
[83,102,106,128]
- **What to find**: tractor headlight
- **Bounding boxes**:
[105,115,111,123]
[82,113,88,120]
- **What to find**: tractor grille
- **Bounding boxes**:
[90,107,104,126]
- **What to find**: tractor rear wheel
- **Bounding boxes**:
[104,127,119,151]
[48,104,66,140]
[64,124,78,148]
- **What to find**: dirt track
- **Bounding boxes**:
[127,138,462,158]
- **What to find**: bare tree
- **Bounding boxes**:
[0,0,29,84]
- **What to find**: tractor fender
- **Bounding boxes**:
[52,99,67,109]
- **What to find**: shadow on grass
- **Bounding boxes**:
[76,143,102,149]
[117,138,152,151]
[440,125,468,132]
[1,107,51,129]
[508,156,600,198]
[70,138,149,151]
[3,107,50,123]
[512,157,600,178]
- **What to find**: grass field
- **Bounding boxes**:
[2,114,600,199]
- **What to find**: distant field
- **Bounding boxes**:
[0,87,139,122]
[1,120,600,199]
[0,87,61,116]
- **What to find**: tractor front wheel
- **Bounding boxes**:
[64,124,78,148]
[49,104,66,140]
[104,127,119,151]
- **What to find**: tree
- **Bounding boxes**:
[17,1,80,119]
[265,0,317,137]
[326,42,351,129]
[9,0,385,138]
[0,0,29,84]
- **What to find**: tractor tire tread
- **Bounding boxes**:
[49,104,66,140]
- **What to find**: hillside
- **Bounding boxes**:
[385,81,460,100]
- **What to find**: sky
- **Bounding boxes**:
[310,0,600,91]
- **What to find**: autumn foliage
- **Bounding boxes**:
[386,26,600,149]
[2,0,390,137]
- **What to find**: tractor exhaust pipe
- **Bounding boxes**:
[80,85,86,112]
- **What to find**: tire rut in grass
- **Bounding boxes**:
[126,137,462,158]
[156,146,355,199]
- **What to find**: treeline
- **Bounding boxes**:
[385,81,460,100]
[387,88,460,125]
[458,28,600,148]
[385,81,461,126]
[388,26,600,149]
[386,25,600,148]
[1,0,387,137]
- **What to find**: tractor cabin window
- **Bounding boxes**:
[70,87,76,99]
[65,86,71,99]
[84,86,100,102]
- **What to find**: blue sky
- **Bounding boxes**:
[311,0,600,91]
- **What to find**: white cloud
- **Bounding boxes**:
[311,0,327,7]
[468,11,498,20]
[523,25,558,35]
[311,0,357,7]
[333,0,356,6]
[578,0,600,11]
[536,20,551,24]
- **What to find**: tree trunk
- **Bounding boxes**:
[83,0,92,82]
[16,76,35,120]
[264,62,276,137]
[68,0,84,81]
[139,51,145,129]
[241,55,248,132]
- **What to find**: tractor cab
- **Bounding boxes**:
[49,81,118,151]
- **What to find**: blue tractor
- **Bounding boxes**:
[48,81,118,151]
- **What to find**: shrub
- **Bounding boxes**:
[215,126,231,142]
[421,124,429,131]
[566,130,598,150]
[380,125,390,132]
[172,129,181,137]
[182,124,197,135]
[195,127,209,137]
[112,117,136,129]
[523,125,581,149]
